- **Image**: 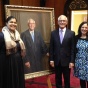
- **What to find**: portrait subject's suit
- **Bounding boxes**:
[21,30,48,74]
[49,29,75,88]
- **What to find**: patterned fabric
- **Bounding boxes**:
[2,26,25,55]
[74,38,88,81]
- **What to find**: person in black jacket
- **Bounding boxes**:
[49,15,75,88]
[0,16,25,88]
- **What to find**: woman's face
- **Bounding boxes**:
[6,18,17,32]
[81,23,88,35]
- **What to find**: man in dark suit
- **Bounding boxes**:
[49,15,75,88]
[21,18,48,74]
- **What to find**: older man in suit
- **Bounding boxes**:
[21,18,48,74]
[49,15,75,88]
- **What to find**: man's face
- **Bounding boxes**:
[28,20,36,31]
[58,16,68,29]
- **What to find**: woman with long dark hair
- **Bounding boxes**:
[74,22,88,88]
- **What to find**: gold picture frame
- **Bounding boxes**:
[71,10,88,35]
[5,5,55,79]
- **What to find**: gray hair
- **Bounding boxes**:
[58,15,68,21]
[27,18,35,24]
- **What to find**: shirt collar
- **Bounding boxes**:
[59,27,66,32]
[29,30,34,34]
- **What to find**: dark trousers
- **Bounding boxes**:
[80,79,88,88]
[55,63,70,88]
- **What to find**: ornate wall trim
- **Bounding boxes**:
[64,0,88,15]
[69,0,87,9]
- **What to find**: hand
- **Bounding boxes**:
[21,51,26,58]
[25,62,30,68]
[46,53,49,56]
[69,63,74,68]
[50,61,54,67]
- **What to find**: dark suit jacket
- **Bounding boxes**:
[49,29,75,66]
[21,30,48,73]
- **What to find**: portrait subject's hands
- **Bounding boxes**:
[21,50,26,58]
[46,53,49,56]
[69,63,74,68]
[50,61,54,67]
[25,62,30,68]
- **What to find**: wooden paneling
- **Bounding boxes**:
[0,0,67,31]
[54,0,66,28]
[0,0,2,26]
[46,0,55,8]
[22,0,40,7]
[10,0,40,7]
[46,0,66,29]
[0,0,4,31]
[10,0,22,5]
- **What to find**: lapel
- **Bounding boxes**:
[34,30,37,44]
[26,30,34,44]
[55,29,61,44]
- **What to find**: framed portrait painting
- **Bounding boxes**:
[5,5,55,79]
